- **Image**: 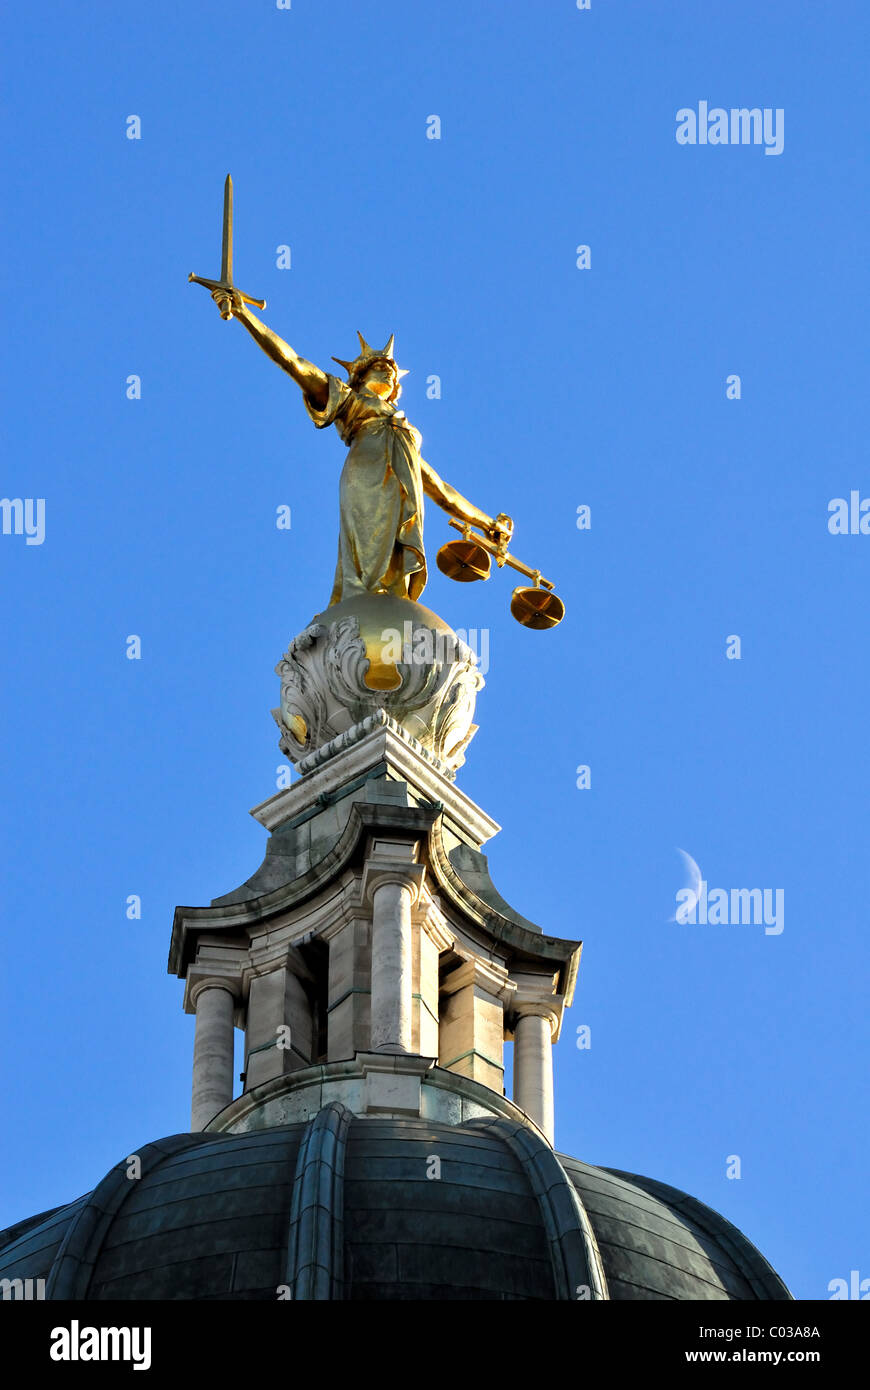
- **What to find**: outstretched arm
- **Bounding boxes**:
[420,459,512,543]
[212,288,329,411]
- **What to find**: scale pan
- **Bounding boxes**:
[510,586,565,629]
[436,539,491,583]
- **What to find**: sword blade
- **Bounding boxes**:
[221,174,233,285]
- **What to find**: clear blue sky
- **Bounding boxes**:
[1,1,867,1301]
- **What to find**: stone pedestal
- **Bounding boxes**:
[439,959,514,1094]
[326,918,371,1062]
[273,593,484,780]
[411,914,443,1057]
[244,959,314,1089]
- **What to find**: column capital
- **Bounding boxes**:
[417,899,454,954]
[361,860,426,910]
[442,956,515,1005]
[242,942,314,990]
[509,994,562,1041]
[185,969,242,1015]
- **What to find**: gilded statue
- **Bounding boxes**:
[190,177,563,627]
[210,295,512,606]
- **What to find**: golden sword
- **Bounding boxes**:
[188,174,266,319]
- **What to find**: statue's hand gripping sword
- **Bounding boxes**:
[188,174,266,320]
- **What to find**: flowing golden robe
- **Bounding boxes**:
[305,374,427,605]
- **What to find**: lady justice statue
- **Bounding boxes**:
[213,295,511,609]
[190,176,563,630]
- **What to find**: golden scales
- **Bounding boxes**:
[436,519,565,630]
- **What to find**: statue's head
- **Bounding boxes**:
[360,358,400,401]
[333,332,409,403]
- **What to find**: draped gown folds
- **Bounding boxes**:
[305,374,427,606]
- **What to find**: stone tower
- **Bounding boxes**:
[0,590,793,1300]
[172,590,578,1148]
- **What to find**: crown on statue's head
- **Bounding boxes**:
[332,332,410,392]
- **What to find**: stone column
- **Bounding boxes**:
[190,979,237,1131]
[370,880,413,1052]
[362,846,425,1055]
[513,1006,558,1144]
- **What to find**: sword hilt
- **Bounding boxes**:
[188,273,267,313]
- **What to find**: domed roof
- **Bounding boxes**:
[0,1106,790,1301]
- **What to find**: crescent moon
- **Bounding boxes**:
[672,847,702,922]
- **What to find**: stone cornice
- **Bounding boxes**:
[170,794,582,1004]
[250,719,500,847]
[415,894,455,953]
[426,817,583,1003]
[169,801,439,977]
